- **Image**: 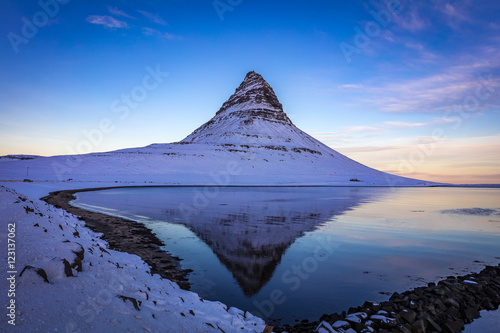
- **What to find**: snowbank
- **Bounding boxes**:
[0,185,267,332]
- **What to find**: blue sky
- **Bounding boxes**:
[1,0,499,183]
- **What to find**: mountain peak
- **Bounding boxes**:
[216,71,283,115]
[181,71,294,144]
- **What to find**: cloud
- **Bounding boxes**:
[333,134,500,184]
[138,10,167,25]
[142,27,175,40]
[404,42,424,51]
[86,15,128,28]
[393,5,428,32]
[108,6,135,19]
[343,57,500,113]
[338,84,362,89]
[436,2,471,29]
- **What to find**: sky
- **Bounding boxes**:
[1,0,499,184]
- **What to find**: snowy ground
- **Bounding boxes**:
[0,182,267,332]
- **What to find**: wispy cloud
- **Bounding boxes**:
[86,15,128,29]
[393,5,428,32]
[138,10,167,25]
[108,6,135,19]
[339,56,500,113]
[142,27,175,40]
[436,1,471,29]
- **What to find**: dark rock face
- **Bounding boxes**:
[216,71,284,115]
[182,71,294,143]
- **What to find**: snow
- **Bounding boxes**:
[344,312,368,324]
[331,320,350,329]
[315,321,335,332]
[0,185,267,332]
[369,315,396,325]
[463,279,479,285]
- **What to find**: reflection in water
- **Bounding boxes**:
[72,187,500,324]
[160,187,384,295]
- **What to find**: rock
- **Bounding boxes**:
[390,292,401,301]
[461,307,480,323]
[411,319,426,333]
[117,295,141,311]
[399,325,412,333]
[423,315,442,332]
[444,298,459,308]
[19,265,49,283]
[443,319,464,333]
[480,298,494,310]
[399,309,417,324]
[446,306,460,318]
[432,288,445,296]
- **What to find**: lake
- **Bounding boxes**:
[71,186,500,325]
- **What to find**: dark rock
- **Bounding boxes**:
[446,306,460,318]
[61,258,73,277]
[117,295,141,311]
[400,310,417,324]
[444,298,459,308]
[423,315,442,332]
[390,292,401,301]
[411,319,426,333]
[19,265,50,283]
[480,298,495,310]
[443,319,464,333]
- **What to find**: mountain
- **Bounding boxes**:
[0,71,433,186]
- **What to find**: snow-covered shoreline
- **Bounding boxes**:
[2,181,499,332]
[0,183,268,332]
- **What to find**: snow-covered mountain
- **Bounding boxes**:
[0,71,433,186]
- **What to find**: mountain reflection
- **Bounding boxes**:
[160,187,383,295]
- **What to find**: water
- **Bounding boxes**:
[71,186,500,325]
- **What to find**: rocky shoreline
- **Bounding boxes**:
[278,264,500,333]
[41,188,192,290]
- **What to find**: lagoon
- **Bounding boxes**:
[71,186,500,325]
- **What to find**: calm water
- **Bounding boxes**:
[72,187,500,325]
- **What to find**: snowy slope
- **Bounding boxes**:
[0,185,266,332]
[0,71,435,186]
